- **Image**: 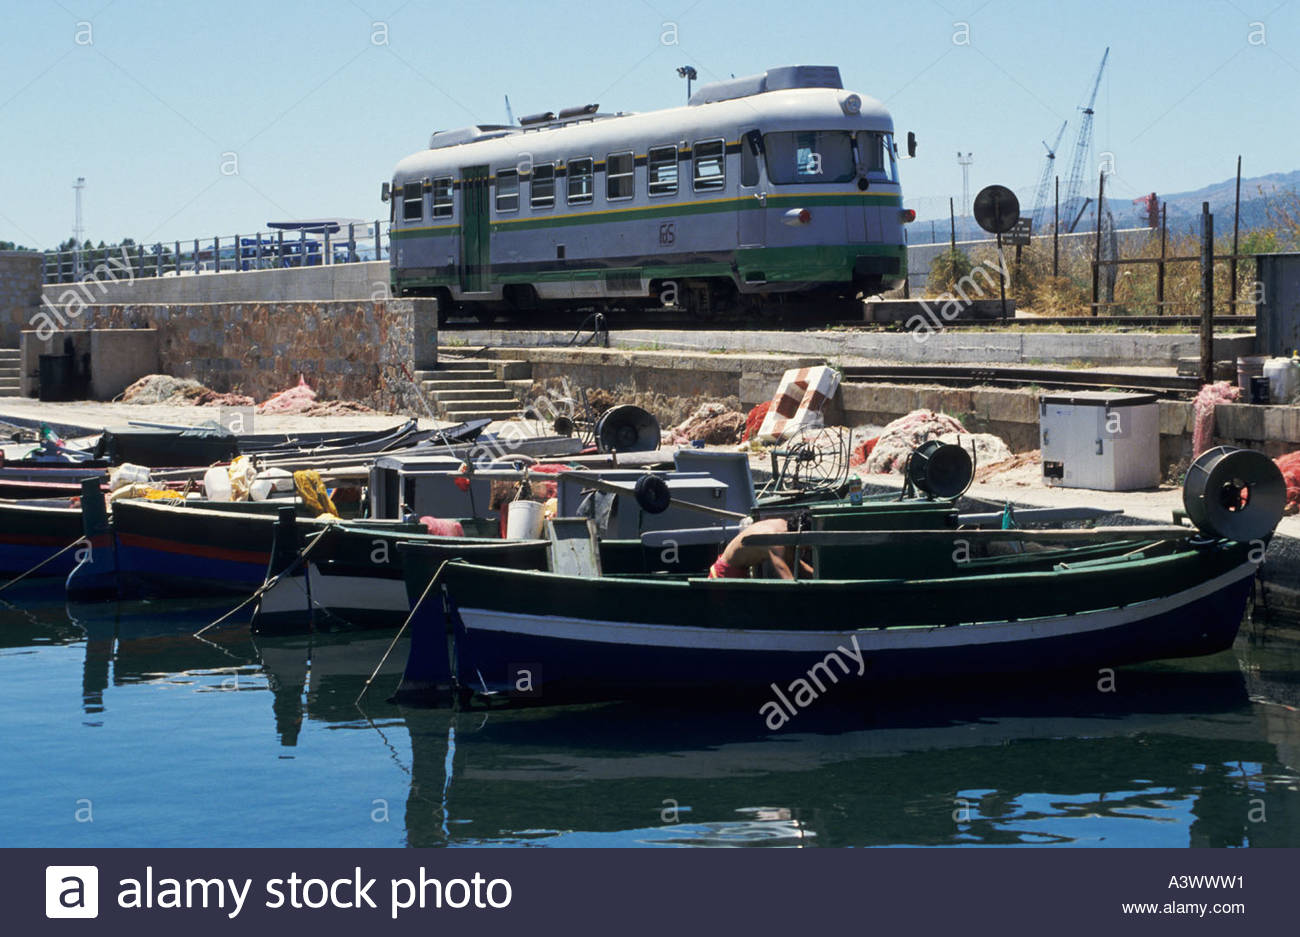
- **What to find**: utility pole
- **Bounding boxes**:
[957,152,973,237]
[72,176,86,279]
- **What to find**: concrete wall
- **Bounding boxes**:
[0,251,43,348]
[467,326,1256,367]
[20,328,160,399]
[40,260,390,306]
[29,299,430,410]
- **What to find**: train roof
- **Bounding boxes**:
[392,67,892,181]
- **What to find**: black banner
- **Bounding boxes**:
[5,848,1291,934]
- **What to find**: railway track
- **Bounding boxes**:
[840,364,1200,398]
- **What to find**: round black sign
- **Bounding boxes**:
[973,185,1021,234]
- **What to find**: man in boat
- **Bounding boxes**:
[708,515,813,580]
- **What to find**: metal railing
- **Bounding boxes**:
[42,221,390,284]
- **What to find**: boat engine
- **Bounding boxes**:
[1182,445,1285,541]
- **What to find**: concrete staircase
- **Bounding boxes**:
[0,349,19,397]
[415,356,532,422]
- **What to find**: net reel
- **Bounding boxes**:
[1182,445,1285,542]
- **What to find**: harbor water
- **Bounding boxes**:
[2,584,1299,848]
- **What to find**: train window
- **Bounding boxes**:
[496,169,519,213]
[567,157,594,205]
[531,163,555,209]
[740,132,760,187]
[402,182,423,221]
[692,139,726,192]
[647,145,678,197]
[763,131,856,184]
[606,151,634,201]
[857,132,898,183]
[432,177,453,218]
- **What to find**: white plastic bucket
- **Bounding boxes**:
[203,465,232,502]
[505,500,544,540]
[1264,357,1300,404]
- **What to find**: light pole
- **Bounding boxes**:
[72,176,85,278]
[676,65,697,102]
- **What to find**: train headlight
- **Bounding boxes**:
[900,209,917,223]
[782,208,812,227]
[841,94,862,116]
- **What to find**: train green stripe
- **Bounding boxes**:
[390,191,903,240]
[391,243,906,289]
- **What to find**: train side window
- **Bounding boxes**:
[496,169,519,213]
[692,139,726,192]
[432,177,454,218]
[606,151,634,201]
[531,162,555,209]
[568,157,594,205]
[647,145,678,197]
[402,182,423,222]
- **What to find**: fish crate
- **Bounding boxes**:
[1039,391,1160,491]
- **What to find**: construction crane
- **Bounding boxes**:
[1030,120,1068,233]
[1061,47,1109,233]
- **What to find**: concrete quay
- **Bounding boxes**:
[451,325,1256,368]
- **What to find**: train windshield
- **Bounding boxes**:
[857,131,898,183]
[764,131,856,183]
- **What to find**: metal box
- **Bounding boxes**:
[1039,391,1160,491]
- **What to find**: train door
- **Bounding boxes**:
[737,130,766,248]
[460,165,490,292]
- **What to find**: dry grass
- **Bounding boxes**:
[924,187,1300,318]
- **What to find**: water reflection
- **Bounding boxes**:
[3,591,1299,848]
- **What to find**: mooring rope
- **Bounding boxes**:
[355,558,454,705]
[0,538,86,594]
[192,522,336,637]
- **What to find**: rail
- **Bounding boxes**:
[42,221,390,284]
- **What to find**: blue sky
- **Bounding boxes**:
[2,0,1297,249]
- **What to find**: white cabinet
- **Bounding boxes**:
[1039,391,1160,491]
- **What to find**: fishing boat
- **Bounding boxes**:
[0,497,84,578]
[402,447,1286,706]
[251,445,1017,634]
[64,490,427,601]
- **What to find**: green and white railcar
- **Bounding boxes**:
[385,65,914,322]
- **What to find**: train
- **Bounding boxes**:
[384,65,915,324]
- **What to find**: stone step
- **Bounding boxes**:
[421,378,506,393]
[434,359,494,371]
[427,387,517,403]
[441,407,522,422]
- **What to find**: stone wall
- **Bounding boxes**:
[40,260,390,306]
[39,299,429,410]
[0,250,43,348]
